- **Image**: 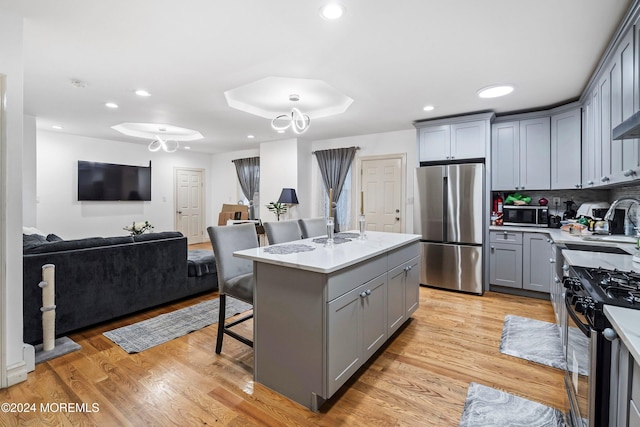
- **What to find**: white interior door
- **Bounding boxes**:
[361,156,404,233]
[175,168,205,244]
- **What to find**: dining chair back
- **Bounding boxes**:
[263,220,303,244]
[207,223,258,353]
[298,217,327,239]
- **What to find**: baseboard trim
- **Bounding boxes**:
[7,361,28,387]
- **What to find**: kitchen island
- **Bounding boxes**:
[234,231,420,411]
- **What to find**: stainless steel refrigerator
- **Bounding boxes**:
[416,163,484,294]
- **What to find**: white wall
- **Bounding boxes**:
[22,115,36,226]
[36,131,214,239]
[210,148,260,223]
[310,129,417,232]
[259,138,300,221]
[0,10,26,387]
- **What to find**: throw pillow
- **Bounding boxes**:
[46,233,63,242]
[23,233,48,252]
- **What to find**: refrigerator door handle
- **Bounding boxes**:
[442,176,448,242]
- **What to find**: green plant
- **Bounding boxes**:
[266,202,288,221]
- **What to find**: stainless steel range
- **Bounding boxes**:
[563,265,640,426]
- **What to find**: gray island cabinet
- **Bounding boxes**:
[234,231,420,411]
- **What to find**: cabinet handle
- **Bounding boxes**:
[404,265,413,272]
[360,291,367,298]
[574,184,582,189]
[623,169,636,177]
[503,231,508,235]
[547,239,551,243]
[491,246,495,252]
[549,258,555,263]
[554,277,560,283]
[562,264,569,271]
[520,186,525,190]
[366,289,371,295]
[601,176,610,182]
[587,180,594,185]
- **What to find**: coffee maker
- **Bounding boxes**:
[594,208,625,234]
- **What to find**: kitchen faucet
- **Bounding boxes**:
[604,198,640,235]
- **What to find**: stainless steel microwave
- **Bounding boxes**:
[502,205,549,227]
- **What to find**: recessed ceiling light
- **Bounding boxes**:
[52,125,63,130]
[105,102,119,109]
[247,135,255,139]
[477,85,514,99]
[277,130,285,134]
[135,89,151,97]
[184,146,191,150]
[423,105,435,111]
[320,3,345,20]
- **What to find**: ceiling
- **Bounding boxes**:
[0,0,633,154]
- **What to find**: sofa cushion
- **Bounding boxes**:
[23,233,48,252]
[187,250,216,277]
[132,231,184,242]
[25,236,135,254]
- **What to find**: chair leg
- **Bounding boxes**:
[215,293,226,354]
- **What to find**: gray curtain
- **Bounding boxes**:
[314,147,357,231]
[232,157,260,219]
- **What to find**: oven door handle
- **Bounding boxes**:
[564,296,591,337]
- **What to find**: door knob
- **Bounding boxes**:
[395,209,400,213]
[395,217,400,221]
[177,211,183,214]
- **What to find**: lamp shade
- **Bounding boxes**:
[277,188,299,204]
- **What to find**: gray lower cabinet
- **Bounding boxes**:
[387,255,420,336]
[489,230,551,294]
[490,242,523,288]
[609,334,640,427]
[490,230,523,288]
[522,233,553,293]
[327,273,387,397]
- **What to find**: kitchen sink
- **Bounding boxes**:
[563,243,631,254]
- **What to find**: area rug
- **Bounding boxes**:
[103,297,252,353]
[35,336,81,364]
[499,314,566,371]
[459,382,565,426]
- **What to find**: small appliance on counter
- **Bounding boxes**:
[548,215,562,228]
[576,201,611,219]
[562,200,577,220]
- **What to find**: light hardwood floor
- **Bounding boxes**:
[1,244,565,426]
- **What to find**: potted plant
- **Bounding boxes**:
[266,202,288,221]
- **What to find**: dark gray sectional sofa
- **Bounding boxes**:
[23,231,217,345]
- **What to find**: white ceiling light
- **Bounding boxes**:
[135,89,151,97]
[148,135,179,153]
[423,105,435,111]
[271,94,311,134]
[52,125,63,130]
[247,135,255,139]
[320,3,345,20]
[111,122,204,153]
[477,85,514,99]
[105,102,119,109]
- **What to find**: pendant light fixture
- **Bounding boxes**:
[271,94,311,134]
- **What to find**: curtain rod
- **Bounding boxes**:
[312,146,360,155]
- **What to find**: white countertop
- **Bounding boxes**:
[604,305,640,362]
[234,231,420,274]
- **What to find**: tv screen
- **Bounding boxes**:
[77,161,151,201]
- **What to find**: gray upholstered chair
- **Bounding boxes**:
[298,217,327,239]
[263,220,303,244]
[207,223,258,354]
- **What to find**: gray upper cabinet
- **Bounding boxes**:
[551,106,582,189]
[610,29,638,181]
[418,120,486,162]
[582,89,600,187]
[491,117,551,191]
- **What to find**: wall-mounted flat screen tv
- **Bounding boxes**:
[77,160,152,201]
